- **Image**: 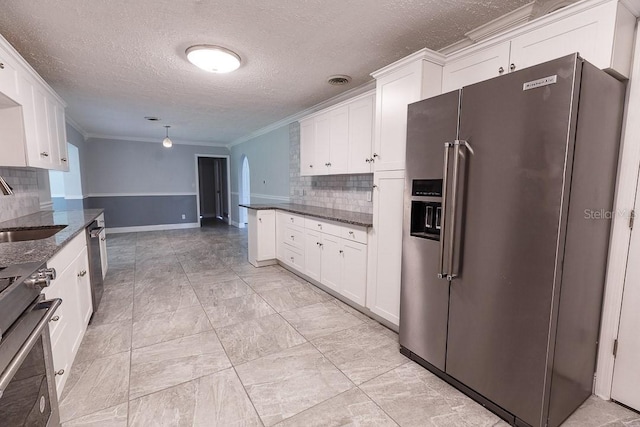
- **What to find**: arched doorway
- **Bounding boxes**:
[240,156,250,225]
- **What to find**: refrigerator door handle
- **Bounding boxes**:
[438,142,453,279]
[446,140,470,281]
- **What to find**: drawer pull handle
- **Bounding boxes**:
[309,164,313,168]
[101,237,106,241]
[372,153,379,158]
[498,67,505,74]
[61,158,67,162]
[55,369,65,376]
[317,224,322,229]
[365,158,370,163]
[51,316,60,322]
[78,270,87,277]
[290,218,294,222]
[349,231,354,236]
[259,218,262,222]
[0,63,4,69]
[40,152,49,157]
[339,250,344,254]
[290,257,294,261]
[290,235,294,240]
[510,63,516,71]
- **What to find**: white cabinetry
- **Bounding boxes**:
[367,170,405,327]
[247,209,277,267]
[44,231,92,397]
[442,1,636,92]
[299,91,375,176]
[0,34,68,171]
[371,51,444,172]
[0,48,19,102]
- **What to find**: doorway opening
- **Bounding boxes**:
[239,155,250,226]
[196,155,231,227]
[49,143,83,210]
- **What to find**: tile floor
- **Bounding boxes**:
[58,223,640,426]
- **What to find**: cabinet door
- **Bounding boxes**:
[304,229,322,282]
[75,247,93,327]
[348,94,375,173]
[314,112,331,175]
[328,105,349,174]
[374,66,423,172]
[510,2,630,77]
[341,240,367,306]
[0,49,19,102]
[45,96,61,170]
[32,85,54,167]
[300,119,316,176]
[54,102,69,171]
[321,234,342,292]
[442,42,511,92]
[367,170,405,326]
[256,210,276,261]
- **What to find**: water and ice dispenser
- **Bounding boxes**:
[410,179,443,241]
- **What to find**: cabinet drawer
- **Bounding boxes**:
[341,224,368,244]
[283,246,305,272]
[283,225,304,250]
[279,211,305,228]
[48,232,86,273]
[305,217,342,237]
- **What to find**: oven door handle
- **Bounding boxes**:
[0,298,61,397]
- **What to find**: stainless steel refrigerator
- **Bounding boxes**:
[400,54,625,427]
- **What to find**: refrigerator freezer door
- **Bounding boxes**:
[400,90,460,370]
[445,55,580,426]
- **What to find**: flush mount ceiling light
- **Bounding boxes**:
[186,45,241,73]
[162,125,173,148]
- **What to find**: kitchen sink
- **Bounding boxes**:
[0,225,67,243]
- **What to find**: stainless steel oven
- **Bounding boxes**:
[0,262,61,427]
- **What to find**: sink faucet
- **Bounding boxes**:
[0,176,14,196]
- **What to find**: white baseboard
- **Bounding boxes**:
[39,201,53,211]
[106,222,200,234]
[230,220,246,229]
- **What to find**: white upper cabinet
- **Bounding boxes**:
[299,91,375,176]
[0,48,19,103]
[0,34,68,171]
[371,50,445,172]
[299,119,316,176]
[348,94,375,173]
[443,0,637,92]
[442,42,511,93]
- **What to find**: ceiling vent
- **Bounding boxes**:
[327,75,352,86]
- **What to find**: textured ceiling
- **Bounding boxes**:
[0,0,547,145]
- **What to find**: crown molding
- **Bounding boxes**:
[227,80,376,148]
[466,2,535,42]
[65,116,89,140]
[370,48,446,79]
[86,134,228,148]
[620,0,640,15]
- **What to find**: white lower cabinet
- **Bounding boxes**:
[340,240,367,306]
[366,170,405,327]
[247,209,277,267]
[304,229,322,282]
[320,234,342,293]
[44,231,92,397]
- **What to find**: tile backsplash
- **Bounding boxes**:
[289,122,373,214]
[0,167,41,222]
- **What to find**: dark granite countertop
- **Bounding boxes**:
[239,203,373,227]
[0,209,104,267]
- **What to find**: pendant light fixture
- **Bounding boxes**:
[162,125,173,148]
[186,45,241,73]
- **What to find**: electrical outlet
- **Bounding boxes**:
[366,191,372,202]
[181,214,186,220]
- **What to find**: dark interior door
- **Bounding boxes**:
[445,55,580,426]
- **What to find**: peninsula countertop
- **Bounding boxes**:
[0,209,104,267]
[239,203,373,227]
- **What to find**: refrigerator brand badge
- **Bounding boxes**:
[523,75,557,91]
